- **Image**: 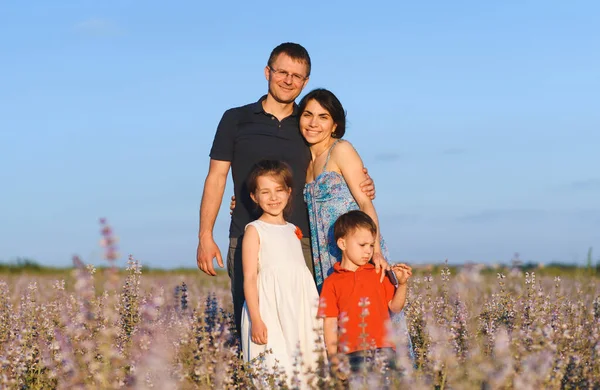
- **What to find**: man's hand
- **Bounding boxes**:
[251,318,268,345]
[359,167,376,200]
[196,235,223,276]
[229,195,236,215]
[372,252,390,283]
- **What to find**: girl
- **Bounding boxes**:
[240,160,325,387]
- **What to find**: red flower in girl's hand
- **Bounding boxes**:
[294,226,303,240]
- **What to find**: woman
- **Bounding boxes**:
[300,88,401,288]
[299,88,414,358]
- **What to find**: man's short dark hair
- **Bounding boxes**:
[334,210,377,241]
[268,42,311,77]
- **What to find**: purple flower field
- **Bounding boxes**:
[1,259,599,389]
[1,221,599,389]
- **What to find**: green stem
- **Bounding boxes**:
[440,367,447,390]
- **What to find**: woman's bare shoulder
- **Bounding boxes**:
[331,139,362,160]
[331,139,359,155]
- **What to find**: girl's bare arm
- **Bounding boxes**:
[242,226,267,343]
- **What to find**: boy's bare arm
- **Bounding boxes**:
[388,284,407,313]
[323,317,339,358]
[388,266,411,313]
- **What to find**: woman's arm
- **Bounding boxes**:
[242,225,267,344]
[334,141,381,238]
[333,141,388,275]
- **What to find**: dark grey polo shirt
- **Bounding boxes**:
[209,95,311,238]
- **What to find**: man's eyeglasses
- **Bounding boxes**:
[268,67,307,83]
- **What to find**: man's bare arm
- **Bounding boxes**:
[197,159,231,276]
[360,167,376,200]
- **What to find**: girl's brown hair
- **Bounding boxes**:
[246,160,294,217]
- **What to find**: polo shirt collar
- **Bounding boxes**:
[333,262,375,273]
[252,95,299,117]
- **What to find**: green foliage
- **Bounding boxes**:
[0,258,46,273]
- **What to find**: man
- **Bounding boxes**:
[196,43,374,336]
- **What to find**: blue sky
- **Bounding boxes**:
[1,1,599,269]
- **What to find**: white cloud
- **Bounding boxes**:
[440,147,467,156]
[457,209,546,223]
[373,152,402,162]
[74,19,123,36]
[569,178,600,192]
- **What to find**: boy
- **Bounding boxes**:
[319,210,412,373]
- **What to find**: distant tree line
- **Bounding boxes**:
[2,248,599,275]
[0,257,45,273]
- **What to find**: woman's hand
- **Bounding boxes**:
[371,252,390,283]
[251,318,268,345]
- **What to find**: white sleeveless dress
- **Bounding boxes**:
[241,220,324,386]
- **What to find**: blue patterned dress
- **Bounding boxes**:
[303,140,414,360]
[303,140,391,290]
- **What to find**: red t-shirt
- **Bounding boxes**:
[319,262,396,354]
